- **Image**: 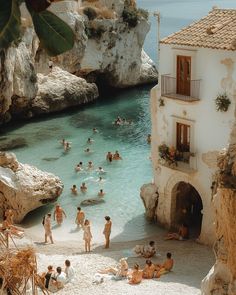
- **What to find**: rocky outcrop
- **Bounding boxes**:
[0,152,63,223]
[0,0,157,124]
[201,144,236,294]
[32,67,98,115]
[140,183,158,220]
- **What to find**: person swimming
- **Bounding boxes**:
[80,182,87,193]
[113,151,122,160]
[98,189,105,197]
[87,138,94,144]
[64,142,71,152]
[106,152,113,163]
[96,167,107,174]
[84,148,93,154]
[71,185,78,195]
[75,162,83,172]
[87,161,94,170]
[93,128,98,133]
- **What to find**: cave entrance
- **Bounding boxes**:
[171,181,203,238]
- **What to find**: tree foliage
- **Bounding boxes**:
[0,0,75,56]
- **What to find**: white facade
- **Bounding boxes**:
[151,44,236,245]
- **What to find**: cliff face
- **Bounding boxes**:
[0,0,157,124]
[202,140,236,292]
[0,152,63,223]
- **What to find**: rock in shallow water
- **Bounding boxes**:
[0,152,63,223]
[0,137,28,151]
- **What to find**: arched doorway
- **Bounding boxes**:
[171,181,203,238]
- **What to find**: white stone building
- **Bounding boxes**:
[150,8,236,245]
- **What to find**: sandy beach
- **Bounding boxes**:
[15,225,214,295]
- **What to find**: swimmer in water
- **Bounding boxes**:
[98,189,105,197]
[71,185,78,195]
[60,139,66,146]
[113,151,122,160]
[80,182,87,193]
[106,152,113,163]
[87,161,94,170]
[64,142,71,152]
[75,162,83,172]
[96,167,106,174]
[93,128,98,133]
[87,138,94,144]
[84,148,93,154]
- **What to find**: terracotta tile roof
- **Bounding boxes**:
[161,8,236,51]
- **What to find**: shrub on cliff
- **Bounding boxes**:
[137,8,149,20]
[83,6,98,20]
[122,7,138,27]
[85,24,105,40]
[122,6,149,27]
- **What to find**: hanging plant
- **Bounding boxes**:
[159,98,165,107]
[215,93,231,112]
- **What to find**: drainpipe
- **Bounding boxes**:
[153,11,161,82]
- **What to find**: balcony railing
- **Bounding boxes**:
[161,75,201,101]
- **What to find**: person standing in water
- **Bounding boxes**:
[75,207,85,227]
[103,216,112,249]
[53,205,67,225]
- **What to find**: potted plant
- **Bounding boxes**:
[215,93,231,112]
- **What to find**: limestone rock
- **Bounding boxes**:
[140,183,158,220]
[32,67,99,114]
[201,146,236,294]
[0,0,157,124]
[0,152,63,223]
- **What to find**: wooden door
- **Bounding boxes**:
[177,56,191,96]
[176,123,190,152]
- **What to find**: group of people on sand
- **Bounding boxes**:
[43,205,112,252]
[98,252,174,284]
[40,259,75,292]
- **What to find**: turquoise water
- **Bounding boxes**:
[1,88,156,242]
[1,0,236,242]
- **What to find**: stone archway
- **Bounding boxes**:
[171,181,203,238]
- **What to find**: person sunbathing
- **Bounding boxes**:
[142,260,155,279]
[128,263,143,284]
[134,241,156,258]
[99,258,129,279]
[165,223,189,241]
[1,216,24,238]
[155,252,174,278]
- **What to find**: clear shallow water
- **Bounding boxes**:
[1,88,156,242]
[1,0,236,243]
